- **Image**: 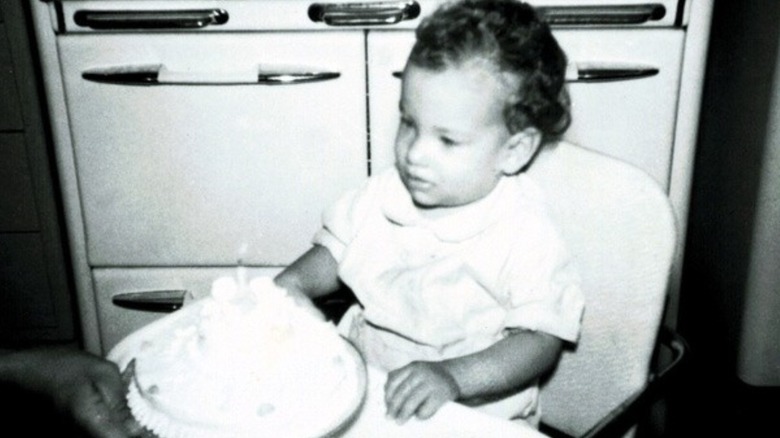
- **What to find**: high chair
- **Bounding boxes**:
[315,141,685,438]
[527,141,685,438]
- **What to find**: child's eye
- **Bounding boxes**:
[441,136,460,147]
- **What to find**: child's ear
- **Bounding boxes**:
[500,127,542,175]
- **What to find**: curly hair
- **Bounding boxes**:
[408,0,571,141]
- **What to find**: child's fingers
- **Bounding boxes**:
[395,387,430,423]
[385,374,422,418]
[384,367,414,404]
[387,368,438,421]
[415,395,444,420]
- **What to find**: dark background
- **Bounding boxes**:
[670,1,780,436]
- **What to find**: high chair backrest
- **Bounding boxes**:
[526,142,677,436]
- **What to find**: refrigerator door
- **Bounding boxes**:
[56,32,368,267]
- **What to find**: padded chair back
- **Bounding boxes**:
[526,142,677,436]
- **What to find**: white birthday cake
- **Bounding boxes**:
[110,276,366,438]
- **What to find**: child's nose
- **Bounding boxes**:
[405,136,433,166]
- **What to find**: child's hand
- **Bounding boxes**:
[384,361,460,423]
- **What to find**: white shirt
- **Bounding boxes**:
[313,167,584,421]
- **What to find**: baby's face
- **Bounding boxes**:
[394,63,515,210]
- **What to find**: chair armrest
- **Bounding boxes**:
[650,327,688,383]
[539,327,688,438]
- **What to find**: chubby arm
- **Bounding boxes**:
[274,244,341,300]
[385,329,562,422]
[443,329,562,401]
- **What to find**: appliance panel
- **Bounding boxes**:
[367,28,684,189]
[53,0,683,33]
[58,32,368,266]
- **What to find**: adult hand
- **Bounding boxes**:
[0,347,143,438]
[384,361,461,423]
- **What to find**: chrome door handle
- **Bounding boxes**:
[393,63,659,82]
[537,4,666,25]
[566,63,660,82]
[81,65,161,85]
[257,71,341,84]
[308,1,420,26]
[81,65,341,85]
[112,290,187,312]
[73,9,229,30]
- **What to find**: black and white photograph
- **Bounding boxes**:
[1,1,777,436]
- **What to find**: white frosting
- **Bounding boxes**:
[127,276,365,438]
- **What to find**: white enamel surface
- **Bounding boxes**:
[58,32,368,266]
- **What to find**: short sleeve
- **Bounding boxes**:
[312,171,388,262]
[500,220,585,343]
[312,189,360,262]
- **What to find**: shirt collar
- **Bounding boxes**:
[381,168,518,242]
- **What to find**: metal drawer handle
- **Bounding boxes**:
[308,1,420,26]
[112,290,187,312]
[392,63,659,82]
[566,63,660,82]
[73,9,229,30]
[257,71,341,84]
[537,4,666,26]
[81,65,340,85]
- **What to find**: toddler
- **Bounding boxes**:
[276,0,584,427]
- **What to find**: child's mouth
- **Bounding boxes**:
[405,173,434,191]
